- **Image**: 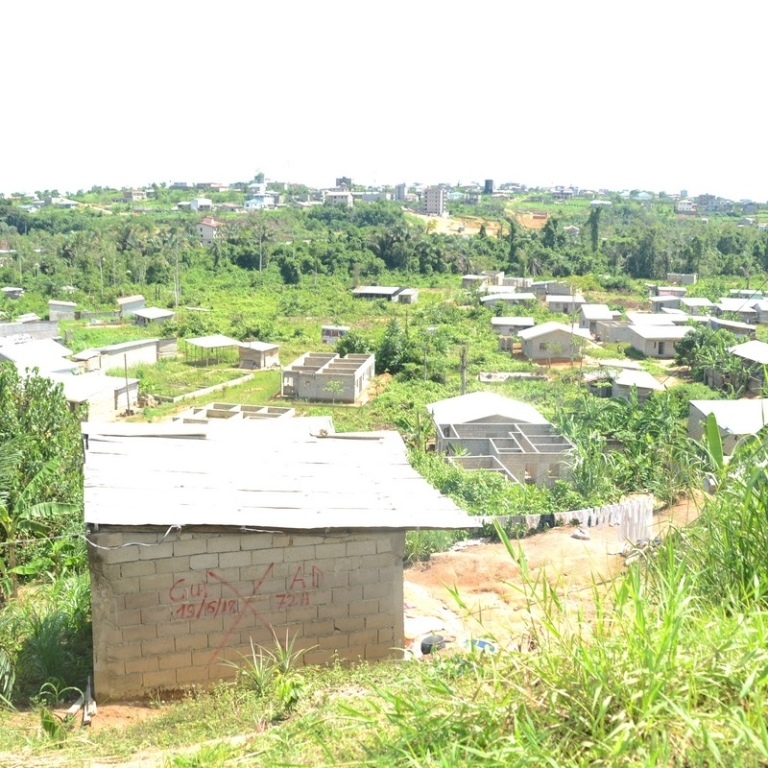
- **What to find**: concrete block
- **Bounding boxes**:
[173,538,208,557]
[318,603,349,620]
[207,535,244,554]
[272,535,293,547]
[91,533,123,548]
[348,569,379,587]
[102,545,140,565]
[100,672,143,697]
[125,532,163,544]
[158,651,192,671]
[334,556,362,572]
[364,553,399,569]
[332,617,365,633]
[157,620,191,638]
[189,553,219,571]
[192,649,215,668]
[124,592,159,610]
[285,606,318,623]
[125,657,159,675]
[114,608,142,628]
[249,548,281,565]
[349,599,382,617]
[318,572,347,589]
[366,612,395,630]
[175,633,209,652]
[106,644,142,662]
[239,535,274,551]
[110,577,139,595]
[218,550,251,569]
[308,619,336,637]
[345,646,366,661]
[105,660,126,678]
[332,586,362,604]
[175,666,210,685]
[347,629,378,647]
[189,615,224,634]
[314,542,346,559]
[142,670,178,690]
[346,540,376,557]
[366,644,395,660]
[122,624,157,643]
[97,563,123,581]
[121,560,156,579]
[378,627,395,644]
[376,537,393,554]
[141,605,173,625]
[319,633,348,650]
[138,542,175,561]
[282,545,316,563]
[156,556,188,574]
[363,582,390,601]
[138,573,174,593]
[303,649,335,666]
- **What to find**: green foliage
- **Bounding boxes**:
[226,631,313,721]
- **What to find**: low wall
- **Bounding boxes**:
[153,373,255,403]
[89,527,405,699]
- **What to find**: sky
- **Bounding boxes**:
[4,1,768,200]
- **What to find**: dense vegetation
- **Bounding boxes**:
[3,188,768,762]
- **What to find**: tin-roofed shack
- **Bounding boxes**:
[84,417,474,699]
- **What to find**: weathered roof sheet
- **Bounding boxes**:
[186,334,242,349]
[629,325,695,341]
[518,321,592,341]
[690,399,768,437]
[627,312,676,325]
[117,294,145,305]
[83,419,475,531]
[427,391,549,426]
[580,304,613,320]
[614,369,665,391]
[241,341,278,352]
[133,307,175,320]
[729,339,768,365]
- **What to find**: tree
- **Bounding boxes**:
[0,365,84,515]
[587,206,602,253]
[375,319,417,375]
[0,365,84,600]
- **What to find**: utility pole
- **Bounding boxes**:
[460,345,468,395]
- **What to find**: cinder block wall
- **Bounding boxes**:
[88,527,405,699]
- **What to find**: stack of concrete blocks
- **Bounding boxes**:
[89,527,405,699]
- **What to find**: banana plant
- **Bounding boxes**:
[0,442,79,601]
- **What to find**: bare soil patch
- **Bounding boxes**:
[404,496,699,650]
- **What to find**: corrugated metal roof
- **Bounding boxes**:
[580,304,613,320]
[518,321,592,341]
[628,325,694,340]
[691,399,768,436]
[84,418,475,531]
[614,370,665,391]
[427,391,548,426]
[185,334,242,349]
[730,339,768,364]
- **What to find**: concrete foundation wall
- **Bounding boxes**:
[88,527,405,699]
[101,341,159,371]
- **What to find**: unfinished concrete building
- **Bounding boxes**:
[83,417,474,699]
[173,402,295,424]
[427,392,574,486]
[281,353,375,404]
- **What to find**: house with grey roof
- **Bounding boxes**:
[689,399,768,454]
[628,325,694,358]
[427,392,574,486]
[518,322,593,362]
[545,294,586,315]
[83,417,475,698]
[579,304,614,334]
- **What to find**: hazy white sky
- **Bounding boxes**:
[4,1,767,200]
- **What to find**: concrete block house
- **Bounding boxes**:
[427,392,574,486]
[84,418,473,699]
[281,353,375,404]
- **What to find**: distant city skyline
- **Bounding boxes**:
[4,1,768,202]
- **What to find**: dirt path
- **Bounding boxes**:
[403,496,699,651]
